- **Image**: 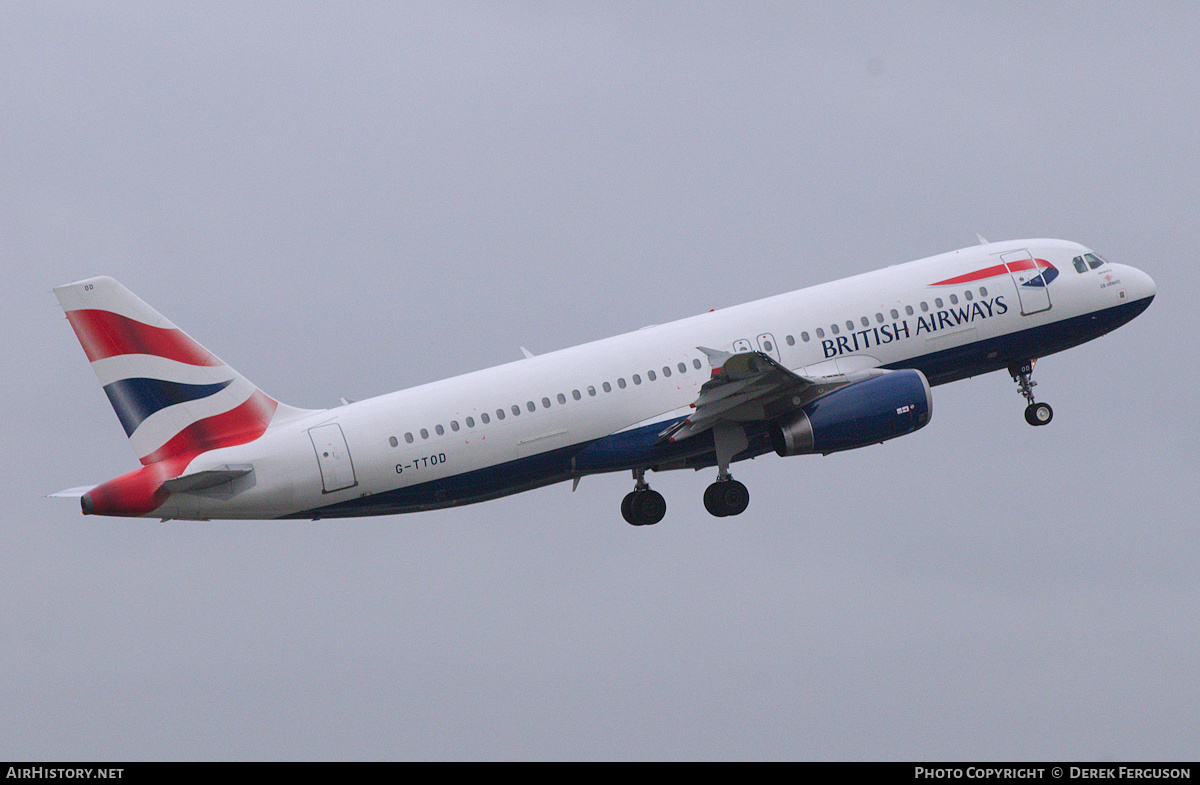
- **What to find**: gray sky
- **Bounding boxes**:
[3,1,1197,760]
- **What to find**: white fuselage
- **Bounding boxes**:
[144,239,1155,520]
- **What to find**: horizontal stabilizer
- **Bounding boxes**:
[159,464,253,494]
[48,486,94,499]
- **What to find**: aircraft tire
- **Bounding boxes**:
[1025,402,1053,426]
[621,492,637,524]
[703,482,729,517]
[624,489,666,525]
[704,480,749,517]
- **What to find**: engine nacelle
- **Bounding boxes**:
[770,368,932,456]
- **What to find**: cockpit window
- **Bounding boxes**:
[1073,256,1088,273]
[1085,253,1105,269]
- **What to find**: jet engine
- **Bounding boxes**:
[769,368,932,456]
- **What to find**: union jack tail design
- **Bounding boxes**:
[54,276,307,468]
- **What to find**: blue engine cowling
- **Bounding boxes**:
[769,368,932,456]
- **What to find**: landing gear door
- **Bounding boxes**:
[309,423,358,493]
[1001,250,1051,315]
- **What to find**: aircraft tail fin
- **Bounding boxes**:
[54,276,311,466]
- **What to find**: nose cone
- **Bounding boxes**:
[1114,263,1156,324]
[1111,263,1156,305]
[1138,267,1157,303]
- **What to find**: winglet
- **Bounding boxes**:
[976,233,989,245]
[696,346,733,369]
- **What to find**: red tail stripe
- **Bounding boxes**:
[85,458,188,517]
[65,309,222,366]
[139,389,279,466]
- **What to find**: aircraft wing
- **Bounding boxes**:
[659,347,855,443]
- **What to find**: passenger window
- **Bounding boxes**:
[964,290,972,301]
[435,424,444,436]
[875,313,884,324]
[846,320,854,331]
[602,382,612,392]
[618,378,626,389]
[389,436,398,447]
[420,428,429,440]
[633,374,641,385]
[920,302,929,312]
[572,390,581,400]
[816,328,825,338]
[890,309,899,319]
[466,416,475,428]
[860,317,869,327]
[949,294,958,305]
[979,287,988,297]
[692,359,702,369]
[762,340,773,352]
[587,386,596,396]
[786,335,795,346]
[662,366,671,378]
[481,413,490,424]
[831,324,839,335]
[405,432,414,443]
[451,421,460,431]
[496,409,505,420]
[801,332,809,342]
[678,363,686,373]
[542,397,551,409]
[647,370,656,381]
[935,298,943,308]
[526,401,536,412]
[905,305,914,316]
[557,393,566,404]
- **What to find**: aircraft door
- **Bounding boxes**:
[1001,250,1051,315]
[309,423,358,493]
[756,333,781,361]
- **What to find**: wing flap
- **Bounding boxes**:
[660,348,814,443]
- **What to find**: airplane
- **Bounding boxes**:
[50,238,1155,525]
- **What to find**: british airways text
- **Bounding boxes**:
[822,296,1008,358]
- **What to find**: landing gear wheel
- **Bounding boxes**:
[621,491,635,524]
[1025,402,1053,426]
[704,480,750,518]
[1010,361,1054,427]
[703,483,728,518]
[622,489,666,526]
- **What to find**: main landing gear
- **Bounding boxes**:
[1009,360,1053,426]
[622,468,666,526]
[704,477,750,518]
[703,421,750,518]
[620,468,750,525]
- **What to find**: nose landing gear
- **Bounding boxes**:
[1009,360,1053,426]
